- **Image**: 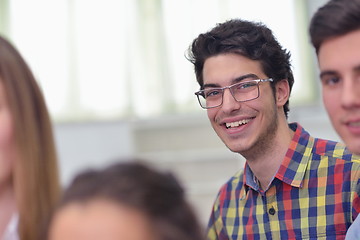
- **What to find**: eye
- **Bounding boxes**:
[239,82,257,89]
[233,81,257,91]
[204,89,222,98]
[322,76,341,86]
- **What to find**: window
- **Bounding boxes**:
[0,0,316,122]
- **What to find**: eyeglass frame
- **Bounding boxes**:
[194,78,273,109]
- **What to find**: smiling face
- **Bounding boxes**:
[318,29,360,155]
[203,53,285,158]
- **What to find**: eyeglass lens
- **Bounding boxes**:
[198,81,260,108]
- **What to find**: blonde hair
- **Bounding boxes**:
[0,35,61,240]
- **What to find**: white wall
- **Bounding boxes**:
[54,120,134,186]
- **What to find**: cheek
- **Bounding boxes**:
[322,90,341,122]
[0,138,14,186]
[0,112,14,153]
[206,108,217,122]
[0,111,15,178]
[0,126,13,148]
[322,90,335,110]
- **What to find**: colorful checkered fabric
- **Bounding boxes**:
[207,123,360,240]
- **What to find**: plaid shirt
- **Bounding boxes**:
[207,123,360,240]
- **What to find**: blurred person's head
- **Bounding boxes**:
[47,161,204,240]
[0,35,60,240]
[309,0,360,154]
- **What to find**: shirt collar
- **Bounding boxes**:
[275,122,313,187]
[243,122,312,190]
[244,164,260,191]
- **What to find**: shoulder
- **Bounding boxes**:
[215,169,245,202]
[312,137,360,162]
[290,122,359,162]
[222,168,244,190]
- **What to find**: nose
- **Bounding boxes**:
[341,78,360,109]
[220,88,241,112]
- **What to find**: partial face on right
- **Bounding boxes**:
[318,29,360,155]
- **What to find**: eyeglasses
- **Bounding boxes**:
[194,78,273,109]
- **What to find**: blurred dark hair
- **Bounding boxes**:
[186,18,294,118]
[47,160,204,240]
[309,0,360,53]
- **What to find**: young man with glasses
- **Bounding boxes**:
[309,0,360,239]
[187,18,360,239]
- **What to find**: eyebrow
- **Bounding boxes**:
[319,70,337,80]
[320,64,360,79]
[203,73,260,89]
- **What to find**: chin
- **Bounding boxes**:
[228,147,242,154]
[225,143,247,154]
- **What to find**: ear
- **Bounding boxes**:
[275,79,290,107]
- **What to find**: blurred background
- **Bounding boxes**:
[0,0,334,225]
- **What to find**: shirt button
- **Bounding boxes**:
[269,207,276,215]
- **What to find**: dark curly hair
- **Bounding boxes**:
[186,19,294,118]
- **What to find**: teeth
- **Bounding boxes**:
[226,119,251,128]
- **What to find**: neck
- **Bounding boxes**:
[0,183,17,237]
[245,119,294,190]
